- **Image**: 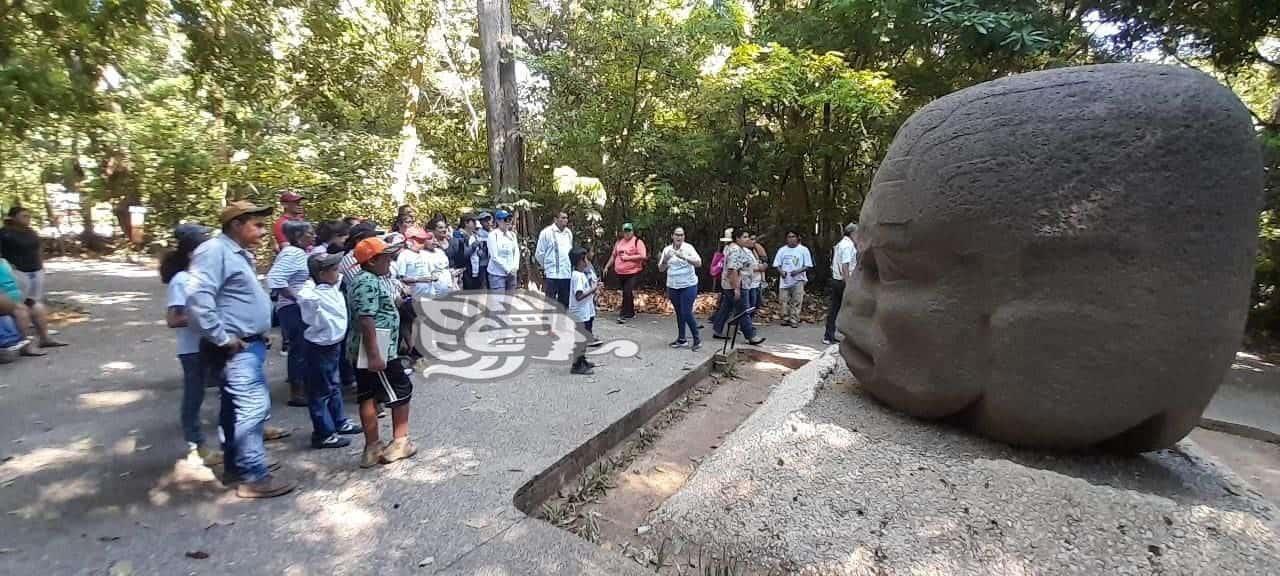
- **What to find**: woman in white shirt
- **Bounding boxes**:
[658,227,703,351]
[485,210,520,291]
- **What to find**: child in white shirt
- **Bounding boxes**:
[297,253,362,448]
[568,246,598,375]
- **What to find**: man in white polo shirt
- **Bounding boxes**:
[535,210,574,308]
[824,223,858,345]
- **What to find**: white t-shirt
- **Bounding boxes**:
[773,244,814,288]
[395,249,454,298]
[486,229,520,276]
[662,244,700,289]
[296,279,348,346]
[568,269,596,322]
[166,270,202,356]
[832,236,858,281]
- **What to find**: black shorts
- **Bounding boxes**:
[356,357,414,408]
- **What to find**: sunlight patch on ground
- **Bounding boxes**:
[45,260,157,279]
[79,389,152,410]
[52,290,153,307]
[101,361,137,372]
[0,438,96,483]
[8,476,100,520]
[381,445,482,485]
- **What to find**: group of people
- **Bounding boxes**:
[150,190,860,501]
[0,206,68,363]
[159,192,551,499]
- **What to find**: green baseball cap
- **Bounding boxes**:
[622,222,634,231]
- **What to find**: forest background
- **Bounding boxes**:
[2,0,1278,330]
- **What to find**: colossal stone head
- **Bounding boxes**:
[839,64,1262,451]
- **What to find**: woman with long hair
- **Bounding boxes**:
[391,204,417,235]
[161,223,220,465]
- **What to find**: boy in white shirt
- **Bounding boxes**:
[297,253,362,449]
[567,246,598,375]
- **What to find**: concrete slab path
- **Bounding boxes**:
[0,258,824,575]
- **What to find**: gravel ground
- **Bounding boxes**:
[655,350,1280,575]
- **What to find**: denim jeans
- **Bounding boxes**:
[216,339,270,482]
[305,341,349,440]
[488,273,516,291]
[668,285,699,342]
[277,304,307,386]
[711,290,731,336]
[545,277,571,309]
[178,353,208,447]
[715,288,756,340]
[825,280,845,341]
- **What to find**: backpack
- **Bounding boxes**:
[710,250,725,278]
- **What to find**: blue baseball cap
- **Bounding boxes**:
[494,209,512,221]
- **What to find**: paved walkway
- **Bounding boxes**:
[0,258,825,575]
[1204,351,1280,442]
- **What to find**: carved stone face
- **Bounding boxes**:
[838,64,1263,451]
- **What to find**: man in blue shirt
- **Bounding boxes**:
[187,201,295,499]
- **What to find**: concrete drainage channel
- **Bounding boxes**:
[514,348,811,574]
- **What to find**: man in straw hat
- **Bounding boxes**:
[187,201,295,499]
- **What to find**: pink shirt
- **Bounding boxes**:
[611,236,647,276]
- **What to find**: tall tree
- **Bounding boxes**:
[478,0,522,200]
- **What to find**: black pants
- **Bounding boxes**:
[462,272,484,290]
[545,277,571,309]
[825,279,845,341]
[617,273,639,318]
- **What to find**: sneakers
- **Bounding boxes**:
[822,337,835,345]
[380,438,418,464]
[587,337,604,348]
[38,338,68,348]
[669,340,689,348]
[235,474,296,499]
[571,362,594,375]
[712,333,728,340]
[691,340,702,352]
[360,442,386,468]
[745,337,767,346]
[263,426,292,441]
[335,421,363,435]
[312,434,352,449]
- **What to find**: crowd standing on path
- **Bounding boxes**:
[2,192,862,498]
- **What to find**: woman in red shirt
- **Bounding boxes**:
[603,223,647,323]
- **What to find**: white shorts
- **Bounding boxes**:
[21,269,45,303]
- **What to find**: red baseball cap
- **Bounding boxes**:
[279,191,304,203]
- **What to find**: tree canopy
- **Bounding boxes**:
[1,0,1277,322]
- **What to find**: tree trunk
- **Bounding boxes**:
[478,0,522,201]
[388,54,426,205]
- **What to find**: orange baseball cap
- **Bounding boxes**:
[353,237,402,264]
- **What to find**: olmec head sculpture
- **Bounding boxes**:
[839,64,1262,451]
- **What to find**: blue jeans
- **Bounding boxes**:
[668,285,699,342]
[713,288,756,340]
[277,304,307,386]
[305,341,349,440]
[216,340,270,482]
[545,277,571,309]
[488,273,516,291]
[178,353,208,447]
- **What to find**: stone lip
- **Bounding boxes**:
[656,349,1280,575]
